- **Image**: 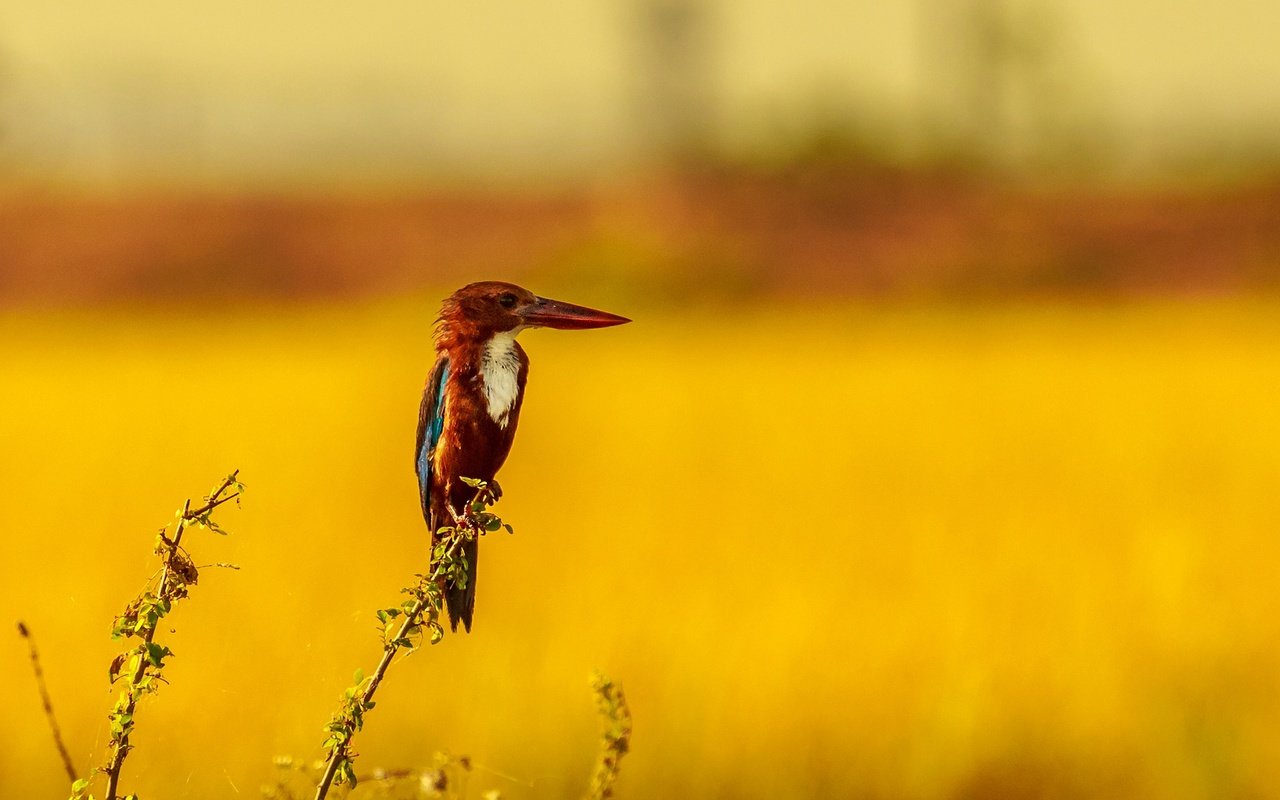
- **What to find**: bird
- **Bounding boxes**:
[416,281,630,632]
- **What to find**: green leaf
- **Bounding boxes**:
[336,758,358,787]
[143,642,171,668]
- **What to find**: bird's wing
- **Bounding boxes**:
[415,355,450,524]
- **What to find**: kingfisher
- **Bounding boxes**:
[416,281,630,632]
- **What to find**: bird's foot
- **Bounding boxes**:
[488,479,503,502]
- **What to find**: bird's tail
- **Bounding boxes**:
[446,537,478,633]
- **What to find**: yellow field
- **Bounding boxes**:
[3,297,1280,799]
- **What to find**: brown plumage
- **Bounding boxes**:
[416,281,629,631]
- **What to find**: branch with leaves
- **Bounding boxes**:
[266,670,630,800]
[312,479,511,800]
[66,471,244,800]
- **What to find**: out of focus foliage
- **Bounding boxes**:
[5,300,1280,798]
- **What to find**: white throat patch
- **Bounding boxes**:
[481,329,523,427]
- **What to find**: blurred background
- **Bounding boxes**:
[3,1,1280,798]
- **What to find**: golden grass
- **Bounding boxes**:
[3,297,1280,799]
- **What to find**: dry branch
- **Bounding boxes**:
[17,621,77,783]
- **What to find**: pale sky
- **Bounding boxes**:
[1,0,1277,186]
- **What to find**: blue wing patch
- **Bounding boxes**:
[415,357,449,522]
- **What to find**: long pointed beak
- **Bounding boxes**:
[520,296,631,330]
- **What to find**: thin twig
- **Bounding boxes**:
[190,490,241,518]
[312,533,468,800]
[356,768,416,782]
[16,621,77,783]
[188,471,241,518]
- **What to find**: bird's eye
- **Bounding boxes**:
[498,293,518,309]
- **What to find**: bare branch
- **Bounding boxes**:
[16,621,77,782]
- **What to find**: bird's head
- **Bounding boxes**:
[437,281,630,345]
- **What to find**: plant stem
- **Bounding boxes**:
[103,470,239,800]
[102,498,189,800]
[586,673,632,800]
[312,534,467,800]
[17,622,77,782]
